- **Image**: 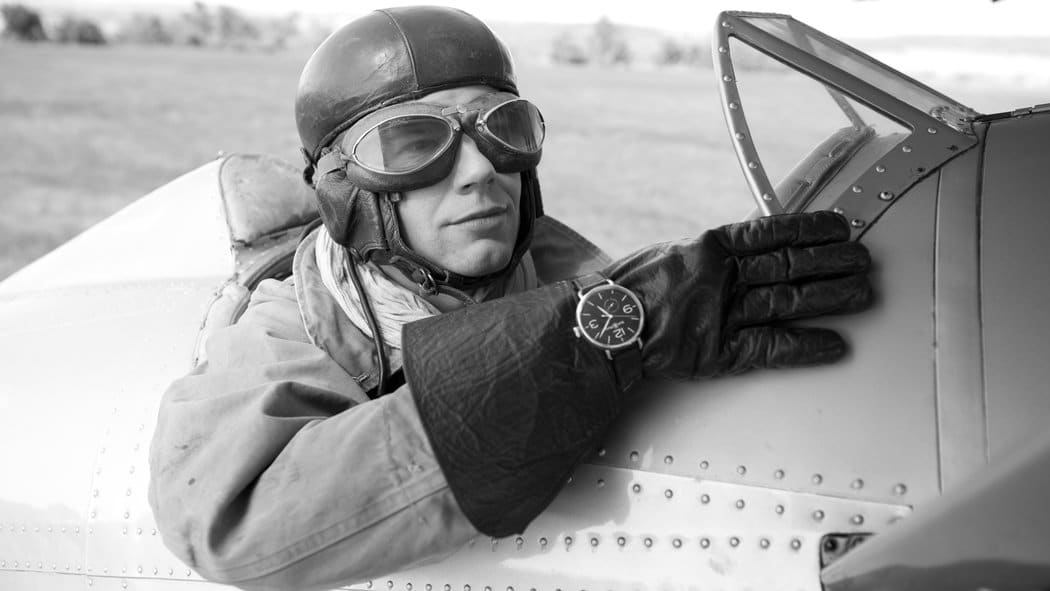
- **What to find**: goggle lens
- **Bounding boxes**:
[354,116,454,173]
[484,100,545,153]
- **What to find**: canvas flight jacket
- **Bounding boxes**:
[148,216,610,590]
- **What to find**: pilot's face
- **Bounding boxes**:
[394,86,522,278]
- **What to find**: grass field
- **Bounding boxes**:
[2,42,1047,280]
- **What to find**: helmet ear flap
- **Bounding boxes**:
[314,166,388,252]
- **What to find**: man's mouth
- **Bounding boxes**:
[449,206,508,225]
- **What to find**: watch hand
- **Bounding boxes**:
[597,316,612,338]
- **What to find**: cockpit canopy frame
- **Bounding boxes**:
[713,11,980,235]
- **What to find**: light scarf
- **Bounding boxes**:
[315,227,537,372]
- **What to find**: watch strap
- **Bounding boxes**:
[573,271,609,294]
[572,271,644,392]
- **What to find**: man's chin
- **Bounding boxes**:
[447,241,515,277]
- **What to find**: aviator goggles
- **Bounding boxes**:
[319,91,545,193]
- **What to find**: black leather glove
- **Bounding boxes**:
[403,211,872,537]
[608,210,872,379]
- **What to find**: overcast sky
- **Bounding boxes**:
[30,0,1050,37]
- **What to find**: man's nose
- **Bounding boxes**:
[450,135,496,192]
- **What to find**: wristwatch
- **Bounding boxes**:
[572,272,645,391]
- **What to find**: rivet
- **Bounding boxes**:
[735,499,745,509]
[444,585,451,591]
[812,474,823,485]
[629,451,639,462]
[718,46,727,53]
[13,562,18,568]
[153,568,158,575]
[902,145,913,153]
[851,478,865,489]
[47,526,53,533]
[723,75,733,82]
[736,465,747,476]
[729,537,740,547]
[484,586,491,591]
[893,483,908,495]
[136,528,142,535]
[122,580,128,589]
[729,102,738,110]
[464,585,471,591]
[590,536,599,547]
[851,514,865,525]
[734,132,745,140]
[122,527,128,535]
[699,460,709,469]
[663,455,674,465]
[93,489,99,497]
[427,586,433,591]
[564,535,573,546]
[700,537,710,549]
[700,494,710,504]
[87,578,92,587]
[186,569,192,577]
[137,566,143,573]
[747,161,757,170]
[664,489,673,499]
[597,447,606,457]
[813,510,825,521]
[851,219,866,228]
[169,569,174,576]
[761,193,773,201]
[151,529,157,536]
[721,20,730,27]
[126,489,132,496]
[851,185,862,193]
[927,127,938,134]
[775,504,785,515]
[876,165,886,173]
[643,537,653,548]
[124,511,130,520]
[596,479,605,488]
[833,207,845,214]
[515,536,524,547]
[879,191,894,201]
[773,469,785,479]
[387,581,394,589]
[617,536,626,547]
[791,538,802,550]
[632,483,642,493]
[75,527,80,534]
[539,536,548,547]
[759,538,770,549]
[672,538,682,548]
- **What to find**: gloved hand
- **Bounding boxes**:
[403,210,873,538]
[606,210,872,379]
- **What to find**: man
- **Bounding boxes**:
[149,6,873,590]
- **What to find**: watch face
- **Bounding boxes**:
[576,284,644,349]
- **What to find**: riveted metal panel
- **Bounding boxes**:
[593,173,940,507]
[979,111,1050,460]
[0,280,217,582]
[822,427,1050,591]
[369,464,909,591]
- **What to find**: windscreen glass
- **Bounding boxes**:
[729,37,909,210]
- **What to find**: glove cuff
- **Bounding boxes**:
[403,281,621,536]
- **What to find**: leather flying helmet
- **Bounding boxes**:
[295,5,544,295]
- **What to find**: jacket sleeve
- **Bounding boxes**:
[148,279,476,591]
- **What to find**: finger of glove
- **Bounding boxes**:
[738,241,871,286]
[719,327,847,375]
[715,210,851,255]
[728,274,873,327]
